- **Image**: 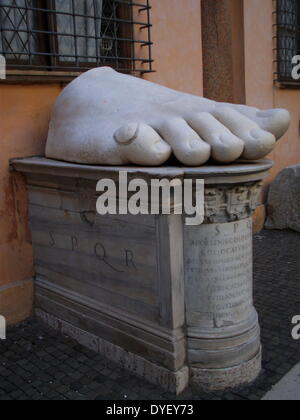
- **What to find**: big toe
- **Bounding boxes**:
[115,122,171,166]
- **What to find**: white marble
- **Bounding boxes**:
[46,67,290,166]
[185,219,254,329]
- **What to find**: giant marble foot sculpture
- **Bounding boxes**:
[46,67,290,166]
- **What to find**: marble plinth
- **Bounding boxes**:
[11,157,273,393]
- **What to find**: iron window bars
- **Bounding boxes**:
[0,0,153,79]
[275,0,300,85]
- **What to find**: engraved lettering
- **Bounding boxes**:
[185,219,253,327]
[125,250,137,271]
[94,242,124,273]
[49,232,55,247]
[71,236,78,251]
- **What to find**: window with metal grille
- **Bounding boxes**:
[275,0,300,85]
[0,0,153,81]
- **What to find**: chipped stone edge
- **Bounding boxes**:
[36,309,190,395]
[191,348,262,392]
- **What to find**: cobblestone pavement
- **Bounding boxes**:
[0,230,299,400]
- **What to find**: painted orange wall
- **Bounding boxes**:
[243,0,300,187]
[145,0,203,95]
[0,0,203,326]
[0,84,62,324]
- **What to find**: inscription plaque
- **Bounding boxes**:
[30,212,160,324]
[185,218,253,328]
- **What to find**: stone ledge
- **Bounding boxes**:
[36,309,190,395]
[10,157,273,185]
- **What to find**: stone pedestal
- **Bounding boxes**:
[11,157,273,394]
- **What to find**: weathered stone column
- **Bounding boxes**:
[184,162,272,391]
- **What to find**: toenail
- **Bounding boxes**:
[256,110,274,118]
[218,134,228,145]
[189,138,201,150]
[114,123,140,145]
[155,142,170,153]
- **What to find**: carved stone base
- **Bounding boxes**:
[191,348,262,391]
[36,309,190,394]
[11,157,273,394]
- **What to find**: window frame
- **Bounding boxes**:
[275,0,300,88]
[0,0,153,83]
